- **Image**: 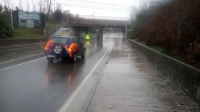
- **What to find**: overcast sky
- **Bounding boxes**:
[0,0,143,18]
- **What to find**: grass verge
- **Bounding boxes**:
[9,23,56,39]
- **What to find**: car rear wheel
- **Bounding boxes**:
[53,44,64,55]
[81,49,85,58]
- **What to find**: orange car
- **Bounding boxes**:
[44,36,85,63]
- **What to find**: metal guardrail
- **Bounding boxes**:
[127,39,200,104]
[79,15,129,21]
[47,21,69,37]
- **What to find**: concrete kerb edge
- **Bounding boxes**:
[80,47,113,112]
[80,60,107,112]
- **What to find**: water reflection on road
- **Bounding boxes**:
[0,32,123,112]
[45,59,85,85]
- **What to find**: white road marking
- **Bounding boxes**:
[58,46,113,112]
[0,57,45,72]
[0,53,44,65]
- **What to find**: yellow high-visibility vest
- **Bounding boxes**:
[85,35,90,39]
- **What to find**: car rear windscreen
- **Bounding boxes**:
[49,37,68,44]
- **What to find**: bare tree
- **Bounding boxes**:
[9,2,15,10]
[56,3,62,11]
[18,0,23,11]
[32,0,37,12]
[38,0,46,13]
[25,0,30,12]
[4,0,10,9]
[130,6,138,21]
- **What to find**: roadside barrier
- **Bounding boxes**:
[127,39,200,104]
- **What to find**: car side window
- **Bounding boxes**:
[71,38,75,44]
[71,38,75,43]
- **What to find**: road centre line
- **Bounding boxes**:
[0,57,45,72]
[58,46,113,112]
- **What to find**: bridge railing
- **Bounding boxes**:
[77,15,129,21]
[67,14,129,26]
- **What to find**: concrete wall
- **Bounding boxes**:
[127,39,200,104]
[47,21,69,37]
[70,26,103,40]
[71,18,128,27]
[122,28,125,39]
[55,28,70,36]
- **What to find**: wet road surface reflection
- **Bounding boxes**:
[0,32,122,112]
[45,59,85,85]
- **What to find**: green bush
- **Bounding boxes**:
[129,0,200,69]
[0,5,13,39]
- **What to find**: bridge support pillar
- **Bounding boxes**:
[122,27,126,39]
[97,27,103,46]
[70,27,80,39]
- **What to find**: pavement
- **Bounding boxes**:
[86,40,200,112]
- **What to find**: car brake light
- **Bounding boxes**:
[45,43,49,50]
[64,46,71,51]
[45,40,53,50]
[64,46,73,57]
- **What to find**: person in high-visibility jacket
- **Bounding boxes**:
[85,34,90,45]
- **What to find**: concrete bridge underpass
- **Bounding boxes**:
[67,15,129,41]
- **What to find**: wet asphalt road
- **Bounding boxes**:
[1,32,199,112]
[0,33,121,112]
[0,44,44,64]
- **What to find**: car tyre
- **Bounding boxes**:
[81,49,85,58]
[71,53,77,63]
[53,44,64,55]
